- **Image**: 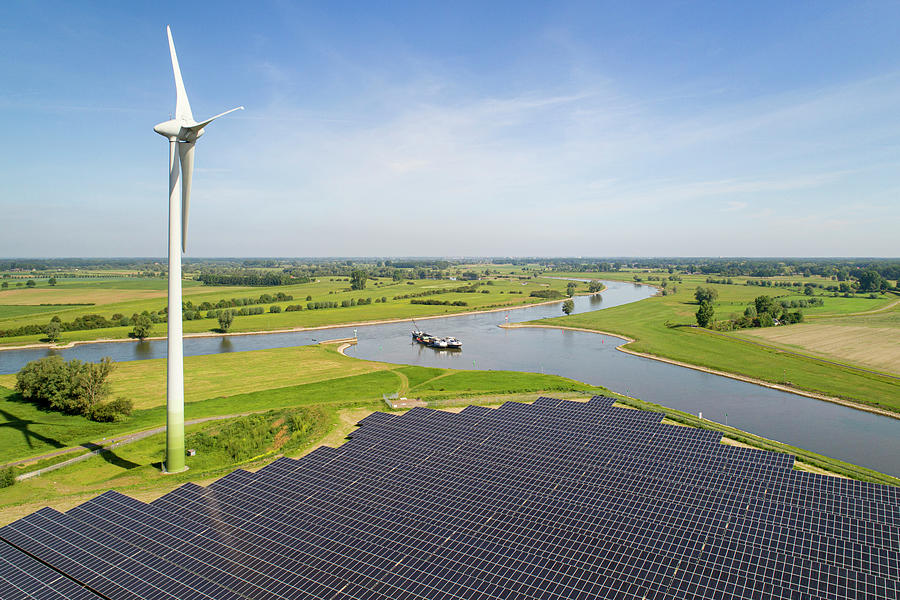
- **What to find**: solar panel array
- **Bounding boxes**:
[1,395,898,599]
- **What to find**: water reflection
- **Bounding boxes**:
[133,341,154,360]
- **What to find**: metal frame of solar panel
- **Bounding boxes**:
[1,395,897,599]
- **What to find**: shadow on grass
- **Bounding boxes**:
[0,408,66,450]
[98,448,141,470]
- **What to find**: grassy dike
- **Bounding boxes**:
[538,273,900,415]
[1,341,897,526]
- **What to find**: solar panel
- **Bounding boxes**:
[0,539,102,600]
[1,397,897,599]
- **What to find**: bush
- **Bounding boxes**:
[269,305,282,313]
[89,397,134,422]
[529,289,565,300]
[16,356,117,418]
[0,467,15,488]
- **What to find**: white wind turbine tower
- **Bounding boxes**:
[154,26,243,473]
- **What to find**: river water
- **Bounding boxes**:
[1,280,897,476]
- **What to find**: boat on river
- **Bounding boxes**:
[412,330,461,349]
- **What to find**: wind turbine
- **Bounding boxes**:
[154,26,243,473]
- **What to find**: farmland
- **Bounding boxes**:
[0,270,572,347]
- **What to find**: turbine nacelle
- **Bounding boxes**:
[153,119,205,141]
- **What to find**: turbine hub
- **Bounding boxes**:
[153,119,182,138]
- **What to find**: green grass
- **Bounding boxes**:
[0,305,89,319]
[537,274,900,414]
[0,275,577,346]
[395,365,445,389]
[0,344,608,464]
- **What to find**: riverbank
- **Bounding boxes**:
[502,323,900,421]
[534,277,900,416]
[0,295,579,353]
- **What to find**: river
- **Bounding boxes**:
[1,280,897,476]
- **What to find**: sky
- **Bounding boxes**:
[1,1,899,258]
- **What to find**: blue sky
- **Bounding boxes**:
[1,1,899,257]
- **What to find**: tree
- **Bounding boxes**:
[754,295,776,317]
[694,286,718,304]
[48,277,57,286]
[71,357,116,414]
[44,321,61,343]
[15,356,73,411]
[696,301,714,328]
[0,466,14,488]
[566,282,576,297]
[562,299,575,315]
[856,269,887,293]
[588,280,603,293]
[131,314,152,340]
[218,310,235,332]
[1,281,7,289]
[16,356,125,420]
[26,279,36,288]
[350,269,368,290]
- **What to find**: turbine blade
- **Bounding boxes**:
[186,106,244,132]
[167,26,194,123]
[178,141,195,253]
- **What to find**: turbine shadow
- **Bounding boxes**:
[98,448,141,470]
[0,408,66,451]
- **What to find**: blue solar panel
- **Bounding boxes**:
[1,396,897,599]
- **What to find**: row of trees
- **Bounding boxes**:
[392,283,483,300]
[198,269,305,286]
[410,299,468,306]
[15,356,132,421]
[1,311,165,339]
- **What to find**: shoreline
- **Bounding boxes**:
[0,296,580,353]
[501,323,900,421]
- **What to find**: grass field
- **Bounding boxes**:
[0,274,573,346]
[0,343,609,463]
[539,272,900,413]
[0,305,87,319]
[1,345,396,411]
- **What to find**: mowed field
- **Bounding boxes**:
[736,307,900,375]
